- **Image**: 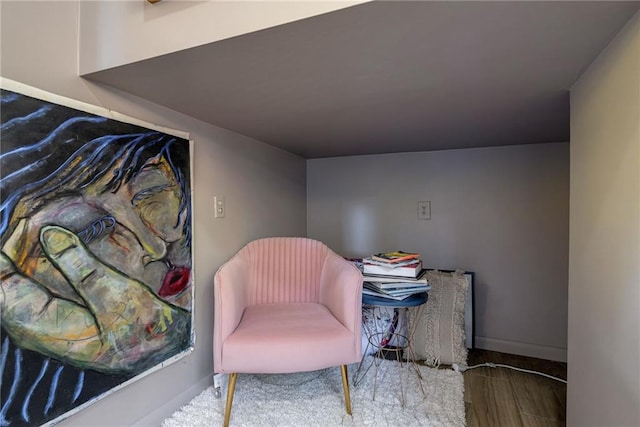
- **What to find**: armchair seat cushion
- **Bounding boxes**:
[222,303,357,374]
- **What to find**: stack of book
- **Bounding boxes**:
[361,251,430,300]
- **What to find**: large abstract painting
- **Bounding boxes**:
[0,79,194,426]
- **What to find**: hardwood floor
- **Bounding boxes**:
[463,349,567,427]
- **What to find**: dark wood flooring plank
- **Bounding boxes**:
[520,413,566,427]
[509,371,565,421]
[464,349,567,426]
[465,371,524,427]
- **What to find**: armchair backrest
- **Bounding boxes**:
[229,237,330,305]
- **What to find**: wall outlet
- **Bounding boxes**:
[418,201,431,220]
[214,195,225,218]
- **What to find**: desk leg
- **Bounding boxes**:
[352,305,416,405]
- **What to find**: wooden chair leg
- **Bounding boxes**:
[340,365,352,415]
[223,373,238,427]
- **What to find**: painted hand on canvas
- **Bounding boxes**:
[0,90,193,377]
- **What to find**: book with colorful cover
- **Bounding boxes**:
[371,250,420,264]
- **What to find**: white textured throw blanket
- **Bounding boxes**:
[409,270,469,367]
[163,357,465,426]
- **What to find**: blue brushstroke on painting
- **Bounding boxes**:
[0,105,52,133]
[72,372,84,403]
[0,347,22,426]
[21,358,49,422]
[0,115,107,161]
[78,216,116,244]
[44,365,64,415]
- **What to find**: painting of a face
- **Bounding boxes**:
[0,84,193,426]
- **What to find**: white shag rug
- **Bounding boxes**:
[162,357,465,426]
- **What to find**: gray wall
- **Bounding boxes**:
[568,11,640,426]
[78,1,364,74]
[308,143,569,361]
[0,2,307,426]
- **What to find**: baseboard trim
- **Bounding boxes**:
[132,374,213,426]
[474,336,567,362]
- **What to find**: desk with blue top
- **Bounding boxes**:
[352,291,429,405]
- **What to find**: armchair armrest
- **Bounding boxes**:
[319,252,363,335]
[213,254,250,373]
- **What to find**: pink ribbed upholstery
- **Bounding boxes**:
[246,237,327,305]
[213,237,362,374]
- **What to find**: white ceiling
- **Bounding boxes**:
[84,1,640,159]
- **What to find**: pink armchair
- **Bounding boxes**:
[213,237,362,426]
